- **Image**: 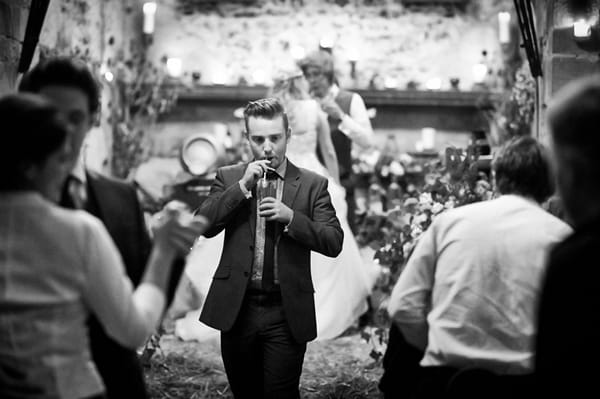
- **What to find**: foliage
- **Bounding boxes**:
[108,53,179,179]
[356,145,493,361]
[487,62,536,144]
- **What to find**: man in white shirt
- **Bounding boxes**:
[385,136,572,398]
[299,50,373,234]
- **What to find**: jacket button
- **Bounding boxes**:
[244,271,249,277]
[249,245,254,250]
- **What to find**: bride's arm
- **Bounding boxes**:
[316,109,341,185]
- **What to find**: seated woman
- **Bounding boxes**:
[176,67,380,341]
[0,93,207,399]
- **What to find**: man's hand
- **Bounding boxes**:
[318,97,345,120]
[240,160,272,191]
[258,197,293,224]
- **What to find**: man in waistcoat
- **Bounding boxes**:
[299,50,373,234]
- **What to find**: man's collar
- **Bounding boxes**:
[70,153,86,184]
[272,158,287,179]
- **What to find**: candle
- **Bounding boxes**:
[143,2,157,34]
[425,77,442,90]
[166,57,182,78]
[498,12,511,44]
[290,45,305,60]
[421,128,436,150]
[573,19,591,38]
[472,63,488,84]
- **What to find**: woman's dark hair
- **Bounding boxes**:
[18,57,100,114]
[0,93,69,191]
[492,136,554,203]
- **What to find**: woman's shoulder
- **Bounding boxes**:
[49,205,107,237]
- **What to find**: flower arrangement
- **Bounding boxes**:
[357,145,494,361]
[487,62,536,144]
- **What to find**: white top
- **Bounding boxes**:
[388,195,572,374]
[0,192,165,398]
[329,84,373,148]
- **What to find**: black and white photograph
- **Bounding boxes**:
[1,0,599,398]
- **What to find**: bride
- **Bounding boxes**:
[175,67,380,341]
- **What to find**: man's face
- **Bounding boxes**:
[38,85,93,168]
[304,66,330,98]
[246,115,290,170]
[30,140,72,203]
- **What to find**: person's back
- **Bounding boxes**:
[536,75,600,398]
[0,194,107,398]
[423,195,570,373]
[386,136,572,398]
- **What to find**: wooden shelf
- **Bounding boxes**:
[176,85,500,109]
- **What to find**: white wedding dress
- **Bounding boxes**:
[175,99,380,341]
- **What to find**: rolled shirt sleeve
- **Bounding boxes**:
[387,223,437,350]
[338,93,373,149]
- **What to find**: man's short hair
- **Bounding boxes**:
[243,97,289,134]
[0,93,68,191]
[298,50,335,85]
[492,136,553,203]
[19,57,100,114]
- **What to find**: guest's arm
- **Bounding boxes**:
[387,222,437,351]
[81,213,205,349]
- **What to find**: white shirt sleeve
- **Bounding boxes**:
[387,222,437,349]
[338,93,373,148]
[79,214,165,349]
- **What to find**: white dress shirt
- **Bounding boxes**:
[329,84,373,149]
[388,195,572,374]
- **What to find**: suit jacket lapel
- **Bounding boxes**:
[282,160,300,209]
[85,170,118,238]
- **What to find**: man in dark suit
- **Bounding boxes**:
[299,50,373,234]
[198,98,343,398]
[536,76,600,398]
[19,57,183,399]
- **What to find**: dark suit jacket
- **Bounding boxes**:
[84,170,184,399]
[198,161,343,343]
[535,218,599,398]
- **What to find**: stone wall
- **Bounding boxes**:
[537,0,600,142]
[39,0,146,173]
[148,0,513,91]
[0,0,29,93]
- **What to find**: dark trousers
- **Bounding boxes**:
[379,323,425,399]
[341,177,357,235]
[221,293,307,399]
[379,324,536,399]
